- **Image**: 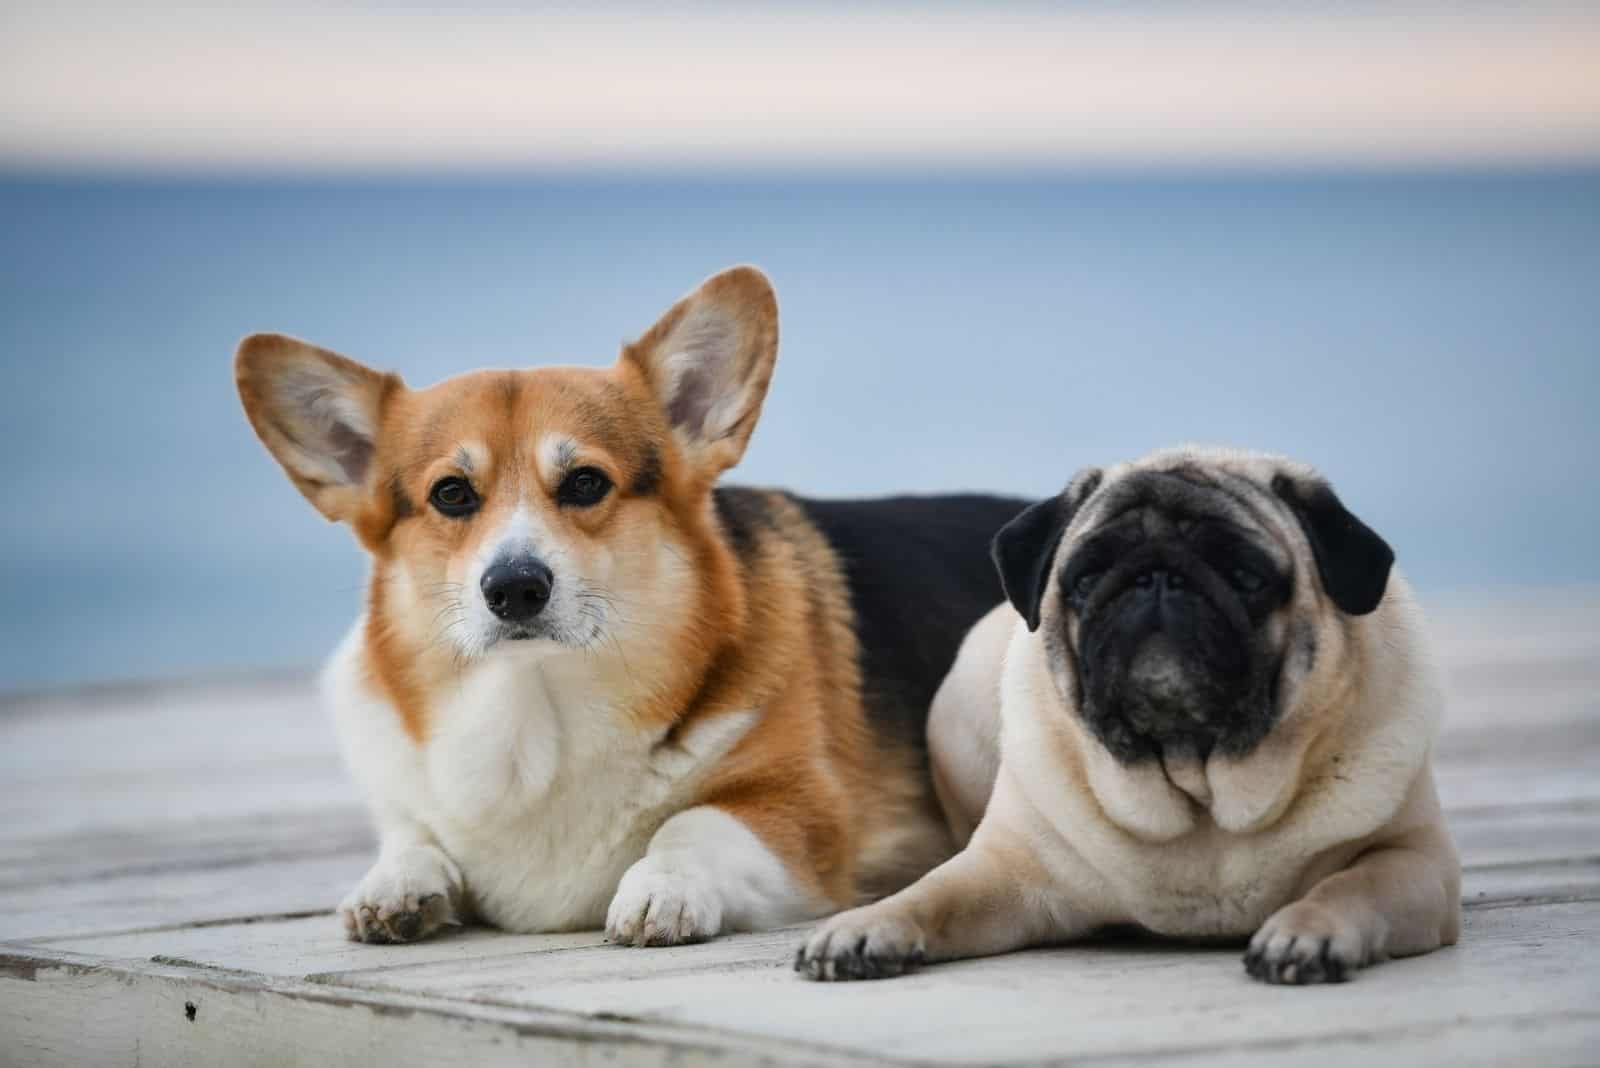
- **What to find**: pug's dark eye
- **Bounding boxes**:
[558,466,612,507]
[429,477,479,517]
[1073,570,1103,598]
[1231,566,1265,593]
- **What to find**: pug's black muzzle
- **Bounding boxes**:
[1074,544,1277,764]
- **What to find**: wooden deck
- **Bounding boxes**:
[4,591,1599,1066]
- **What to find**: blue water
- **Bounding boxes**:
[2,171,1596,692]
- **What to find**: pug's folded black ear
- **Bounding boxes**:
[992,468,1102,631]
[1273,474,1395,616]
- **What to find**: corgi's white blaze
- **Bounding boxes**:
[324,620,806,935]
[455,503,589,654]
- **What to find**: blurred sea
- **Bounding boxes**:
[2,170,1596,692]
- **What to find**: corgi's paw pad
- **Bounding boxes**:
[340,847,459,944]
[795,907,926,981]
[606,859,724,947]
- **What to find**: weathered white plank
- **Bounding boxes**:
[31,820,1598,983]
[1463,859,1600,908]
[312,902,1600,1067]
[1427,589,1600,661]
[0,677,354,841]
[1072,1013,1600,1068]
[1437,761,1600,811]
[0,949,863,1068]
[31,915,609,979]
[1434,719,1600,811]
[0,807,370,890]
[11,901,1600,1068]
[3,591,1598,1067]
[1429,589,1600,735]
[1449,801,1600,868]
[0,853,364,942]
[0,679,369,941]
[28,850,1596,987]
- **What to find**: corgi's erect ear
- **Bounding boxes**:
[235,333,403,523]
[620,266,779,478]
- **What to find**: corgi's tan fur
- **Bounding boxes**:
[240,267,1024,940]
[236,267,1009,944]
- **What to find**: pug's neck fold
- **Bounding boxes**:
[1006,591,1434,845]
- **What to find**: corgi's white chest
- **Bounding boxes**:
[327,633,751,933]
[433,763,674,933]
[420,658,663,930]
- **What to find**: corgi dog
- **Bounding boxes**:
[236,267,1025,945]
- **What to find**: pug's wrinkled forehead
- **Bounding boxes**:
[1066,446,1393,618]
[994,445,1394,637]
[1078,465,1281,538]
[1066,454,1285,556]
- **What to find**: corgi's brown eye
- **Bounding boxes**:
[558,467,611,507]
[429,477,479,517]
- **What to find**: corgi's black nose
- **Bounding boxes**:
[481,559,553,623]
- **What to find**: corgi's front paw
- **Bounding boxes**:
[340,846,461,944]
[605,856,724,947]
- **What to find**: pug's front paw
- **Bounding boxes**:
[1245,899,1369,984]
[795,906,926,982]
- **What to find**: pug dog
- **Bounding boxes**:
[797,447,1460,985]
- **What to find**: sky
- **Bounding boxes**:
[3,3,1599,175]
